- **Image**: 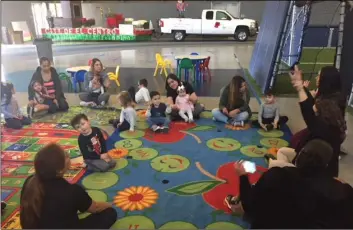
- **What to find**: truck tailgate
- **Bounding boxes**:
[160,18,202,34]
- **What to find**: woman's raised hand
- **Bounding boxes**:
[289,65,303,82]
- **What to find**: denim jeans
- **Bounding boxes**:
[147,117,170,127]
[212,108,249,123]
[85,159,116,172]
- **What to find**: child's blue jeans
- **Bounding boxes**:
[147,117,170,127]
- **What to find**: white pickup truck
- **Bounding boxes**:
[158,9,258,42]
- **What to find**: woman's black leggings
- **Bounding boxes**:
[76,207,117,229]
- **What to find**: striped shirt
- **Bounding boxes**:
[43,80,55,97]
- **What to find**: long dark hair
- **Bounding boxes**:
[316,66,346,115]
[20,144,67,229]
[165,73,181,91]
[39,57,50,65]
[90,58,103,73]
[228,76,245,108]
[315,98,346,138]
[1,82,14,105]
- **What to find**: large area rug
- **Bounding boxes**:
[31,106,119,126]
[79,111,291,229]
[1,124,86,229]
[1,111,291,229]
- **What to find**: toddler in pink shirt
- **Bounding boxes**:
[175,85,194,122]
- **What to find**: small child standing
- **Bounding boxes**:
[1,83,32,129]
[27,80,58,118]
[252,90,288,131]
[115,91,137,132]
[146,91,171,133]
[176,85,194,123]
[128,79,150,105]
[71,113,116,172]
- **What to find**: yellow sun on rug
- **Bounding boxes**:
[114,186,159,211]
[108,148,128,159]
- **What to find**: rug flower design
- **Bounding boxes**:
[108,148,128,159]
[114,186,159,211]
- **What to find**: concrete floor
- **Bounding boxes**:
[2,42,352,185]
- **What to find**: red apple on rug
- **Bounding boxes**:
[201,162,267,214]
[144,122,196,144]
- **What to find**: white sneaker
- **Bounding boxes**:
[184,117,189,122]
[80,101,90,107]
[100,101,106,106]
[189,118,194,123]
[152,125,160,132]
[232,121,244,127]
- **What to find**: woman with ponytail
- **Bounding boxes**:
[20,144,117,229]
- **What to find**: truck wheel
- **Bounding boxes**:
[173,31,185,41]
[234,28,249,42]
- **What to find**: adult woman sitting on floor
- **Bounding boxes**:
[79,58,110,106]
[290,65,346,150]
[165,74,204,121]
[212,76,251,127]
[28,57,69,112]
[229,139,353,229]
[288,65,346,177]
[20,143,117,229]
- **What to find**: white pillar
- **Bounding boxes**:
[61,1,71,18]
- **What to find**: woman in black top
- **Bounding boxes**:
[290,66,346,149]
[28,57,69,112]
[290,65,346,177]
[232,139,353,229]
[20,143,117,229]
[165,74,204,121]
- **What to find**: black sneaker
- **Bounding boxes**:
[264,153,277,161]
[161,126,169,133]
[266,124,274,131]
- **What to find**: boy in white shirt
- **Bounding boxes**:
[128,79,150,105]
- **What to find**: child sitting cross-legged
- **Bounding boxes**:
[128,78,150,105]
[71,113,116,172]
[252,90,288,131]
[27,80,58,118]
[114,91,137,132]
[1,82,32,129]
[146,91,171,133]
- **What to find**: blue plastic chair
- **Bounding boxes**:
[190,52,199,55]
[73,70,87,92]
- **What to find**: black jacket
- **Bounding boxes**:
[296,89,343,177]
[28,67,65,101]
[240,167,353,229]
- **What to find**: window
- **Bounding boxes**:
[205,11,214,20]
[216,11,231,20]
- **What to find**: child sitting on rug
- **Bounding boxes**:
[252,90,288,131]
[71,113,116,172]
[146,91,171,133]
[1,82,32,129]
[27,80,58,118]
[128,79,150,105]
[80,75,105,107]
[113,91,137,132]
[176,84,194,123]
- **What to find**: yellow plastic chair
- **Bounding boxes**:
[107,65,120,87]
[154,53,173,77]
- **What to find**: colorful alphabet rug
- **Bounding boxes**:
[76,111,292,229]
[29,106,119,126]
[1,123,86,229]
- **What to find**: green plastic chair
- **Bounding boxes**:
[59,72,73,92]
[178,58,195,82]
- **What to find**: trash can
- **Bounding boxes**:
[33,38,53,63]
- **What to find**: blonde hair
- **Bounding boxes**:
[117,91,133,107]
